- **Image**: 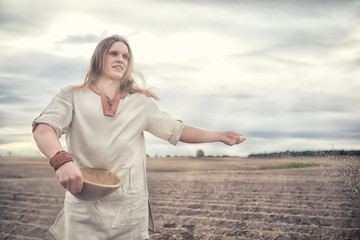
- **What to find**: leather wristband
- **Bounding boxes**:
[50,150,73,171]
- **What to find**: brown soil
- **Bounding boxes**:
[0,156,359,239]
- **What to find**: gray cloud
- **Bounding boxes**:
[0,52,87,84]
[0,109,31,128]
[60,34,100,44]
[247,119,360,140]
[0,1,60,37]
[286,91,356,113]
[0,95,27,104]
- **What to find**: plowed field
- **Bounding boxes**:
[1,156,359,239]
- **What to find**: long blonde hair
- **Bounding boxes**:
[82,35,158,99]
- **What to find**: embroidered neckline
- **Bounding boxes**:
[89,83,127,117]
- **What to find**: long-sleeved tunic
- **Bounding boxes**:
[33,84,184,239]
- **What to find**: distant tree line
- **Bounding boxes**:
[248,150,360,158]
[194,149,230,158]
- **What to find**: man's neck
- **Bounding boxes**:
[96,78,121,98]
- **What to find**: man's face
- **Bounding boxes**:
[102,41,129,81]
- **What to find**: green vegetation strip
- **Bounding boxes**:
[277,163,319,169]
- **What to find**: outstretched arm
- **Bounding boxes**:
[180,125,246,146]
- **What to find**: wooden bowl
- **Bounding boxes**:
[72,168,123,201]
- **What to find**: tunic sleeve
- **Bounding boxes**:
[32,87,73,138]
[145,98,184,145]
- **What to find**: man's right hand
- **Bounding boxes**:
[56,161,83,193]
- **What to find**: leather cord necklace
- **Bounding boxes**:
[106,96,114,108]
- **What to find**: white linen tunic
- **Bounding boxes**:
[33,84,184,239]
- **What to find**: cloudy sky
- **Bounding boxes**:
[0,0,359,157]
